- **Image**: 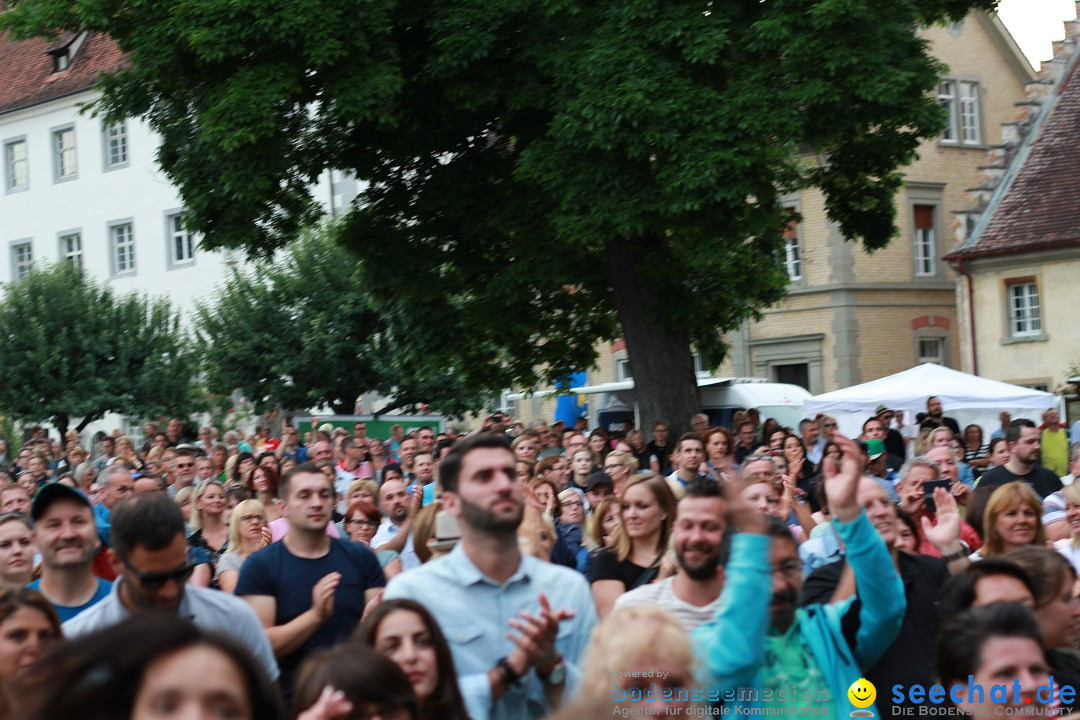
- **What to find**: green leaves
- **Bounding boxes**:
[0,262,199,433]
[1,0,996,416]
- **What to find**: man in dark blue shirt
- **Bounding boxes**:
[237,462,385,702]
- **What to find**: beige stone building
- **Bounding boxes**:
[945,12,1080,395]
[712,11,1035,395]
[509,11,1036,423]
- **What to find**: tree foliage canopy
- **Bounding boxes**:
[0,262,198,436]
[195,226,489,418]
[1,0,996,429]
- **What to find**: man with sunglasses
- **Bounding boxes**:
[62,492,278,682]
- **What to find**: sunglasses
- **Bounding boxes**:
[124,560,196,590]
[346,519,380,528]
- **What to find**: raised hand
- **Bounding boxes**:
[822,434,862,522]
[922,487,960,551]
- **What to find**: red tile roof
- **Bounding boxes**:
[0,31,126,116]
[946,58,1080,260]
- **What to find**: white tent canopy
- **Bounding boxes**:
[802,364,1057,438]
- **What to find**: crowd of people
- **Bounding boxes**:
[1,400,1080,718]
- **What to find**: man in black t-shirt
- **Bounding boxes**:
[237,462,386,702]
[978,419,1062,499]
[645,420,672,475]
[919,396,960,436]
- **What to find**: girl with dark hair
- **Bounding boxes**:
[250,464,283,523]
[292,644,417,720]
[0,588,60,696]
[355,599,472,720]
[7,614,283,720]
[231,451,257,488]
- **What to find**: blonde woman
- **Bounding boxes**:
[187,480,229,573]
[549,606,698,718]
[216,499,270,593]
[602,450,638,496]
[590,473,678,617]
[975,482,1046,560]
[1053,483,1080,575]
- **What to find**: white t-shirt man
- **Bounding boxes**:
[613,575,722,634]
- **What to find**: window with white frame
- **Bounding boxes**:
[938,80,981,145]
[111,222,135,274]
[11,242,33,280]
[52,127,77,180]
[617,358,632,381]
[913,205,936,276]
[59,232,82,267]
[103,122,128,168]
[4,139,27,191]
[1008,282,1041,337]
[783,207,802,281]
[167,213,195,265]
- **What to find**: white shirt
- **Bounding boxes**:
[372,519,419,571]
[613,575,722,634]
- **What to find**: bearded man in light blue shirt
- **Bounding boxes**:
[385,433,597,720]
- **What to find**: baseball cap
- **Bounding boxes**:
[585,470,615,492]
[865,439,886,460]
[31,482,92,522]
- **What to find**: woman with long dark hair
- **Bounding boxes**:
[355,599,471,720]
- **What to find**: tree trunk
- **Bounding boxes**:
[606,234,701,437]
[54,413,69,440]
[75,413,102,434]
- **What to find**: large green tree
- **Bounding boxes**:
[2,0,994,433]
[196,226,488,418]
[0,262,198,437]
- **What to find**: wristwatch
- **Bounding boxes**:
[537,655,566,685]
[496,657,521,687]
[941,547,968,563]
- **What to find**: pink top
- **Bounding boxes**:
[269,517,341,543]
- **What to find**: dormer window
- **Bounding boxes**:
[46,31,87,74]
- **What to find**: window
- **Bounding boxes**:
[103,123,128,169]
[59,232,82,267]
[914,205,936,276]
[11,242,33,280]
[52,126,76,180]
[167,213,194,265]
[939,80,981,145]
[783,207,801,281]
[1008,282,1041,337]
[617,359,632,381]
[917,338,946,365]
[4,139,27,191]
[111,222,135,274]
[773,363,810,390]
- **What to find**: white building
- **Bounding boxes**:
[0,30,355,443]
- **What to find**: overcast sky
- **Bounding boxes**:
[997,0,1076,69]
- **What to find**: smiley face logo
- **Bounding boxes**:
[848,678,876,709]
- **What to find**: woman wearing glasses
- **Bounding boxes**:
[216,499,270,594]
[557,488,593,573]
[344,501,402,578]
